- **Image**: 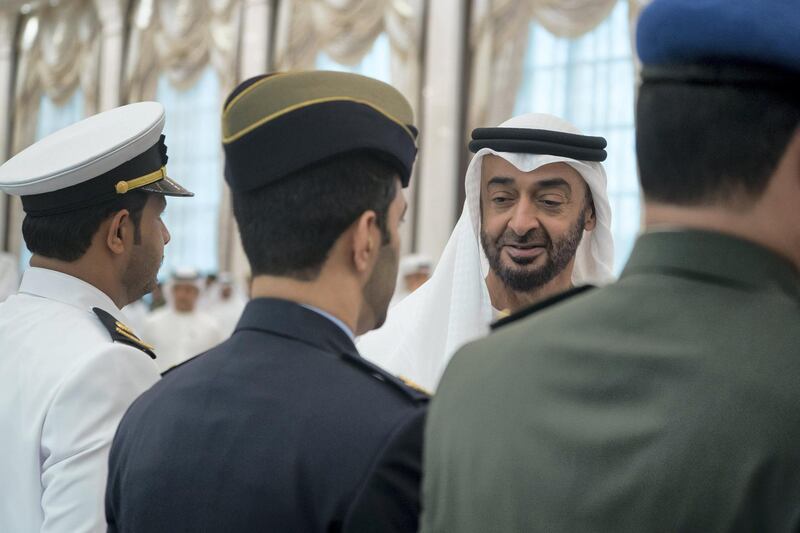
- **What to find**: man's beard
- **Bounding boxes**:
[362,242,399,331]
[480,212,586,293]
[121,244,163,305]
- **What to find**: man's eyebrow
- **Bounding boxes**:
[534,178,572,191]
[487,176,515,187]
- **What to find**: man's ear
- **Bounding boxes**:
[106,209,131,255]
[584,209,597,231]
[583,194,597,231]
[351,210,379,274]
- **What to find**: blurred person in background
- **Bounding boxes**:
[206,271,248,335]
[141,267,224,373]
[390,254,432,306]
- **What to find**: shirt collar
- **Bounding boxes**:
[18,267,128,323]
[622,230,800,299]
[301,304,355,341]
[234,298,359,358]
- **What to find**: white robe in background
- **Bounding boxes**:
[0,252,19,303]
[121,299,150,336]
[141,307,225,373]
[208,295,247,336]
[358,113,616,391]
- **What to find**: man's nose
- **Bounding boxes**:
[162,223,171,245]
[507,199,541,236]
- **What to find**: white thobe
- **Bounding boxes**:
[141,307,225,372]
[207,296,247,335]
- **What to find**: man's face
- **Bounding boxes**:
[172,282,200,313]
[122,195,171,301]
[479,156,595,292]
[220,285,233,300]
[362,178,406,330]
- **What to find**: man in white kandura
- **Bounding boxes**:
[141,267,225,373]
[390,254,432,307]
[204,271,248,335]
[358,113,615,391]
[0,102,193,533]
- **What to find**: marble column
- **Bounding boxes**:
[0,8,17,251]
[222,0,273,281]
[94,0,125,111]
[414,0,467,262]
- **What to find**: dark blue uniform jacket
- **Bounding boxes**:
[106,298,428,532]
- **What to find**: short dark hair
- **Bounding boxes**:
[233,151,399,280]
[22,190,150,262]
[636,81,800,205]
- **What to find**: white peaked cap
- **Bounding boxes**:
[0,102,192,215]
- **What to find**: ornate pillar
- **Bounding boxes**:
[223,0,273,281]
[240,0,272,76]
[94,0,125,110]
[0,7,17,251]
[414,0,466,262]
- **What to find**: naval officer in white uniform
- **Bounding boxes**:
[0,102,193,533]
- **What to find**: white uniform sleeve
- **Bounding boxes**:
[39,345,160,533]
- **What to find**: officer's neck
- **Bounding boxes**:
[645,200,800,271]
[645,137,800,272]
[29,252,130,310]
[251,270,360,336]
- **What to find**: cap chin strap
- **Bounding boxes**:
[115,166,167,194]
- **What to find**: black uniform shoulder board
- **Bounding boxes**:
[341,351,430,403]
[92,307,156,359]
[490,285,595,331]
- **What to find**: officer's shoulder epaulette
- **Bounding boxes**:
[341,351,430,403]
[490,285,596,331]
[92,307,156,359]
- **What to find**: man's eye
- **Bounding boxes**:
[492,197,512,205]
[540,199,563,208]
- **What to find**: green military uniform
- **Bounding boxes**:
[422,230,800,532]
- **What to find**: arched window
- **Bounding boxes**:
[514,1,639,272]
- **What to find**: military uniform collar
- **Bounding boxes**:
[18,267,128,323]
[622,230,800,299]
[235,297,360,358]
[235,298,430,402]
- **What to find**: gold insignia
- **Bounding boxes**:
[115,166,166,195]
[114,321,155,351]
[399,375,431,396]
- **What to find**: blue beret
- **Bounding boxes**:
[637,0,800,75]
